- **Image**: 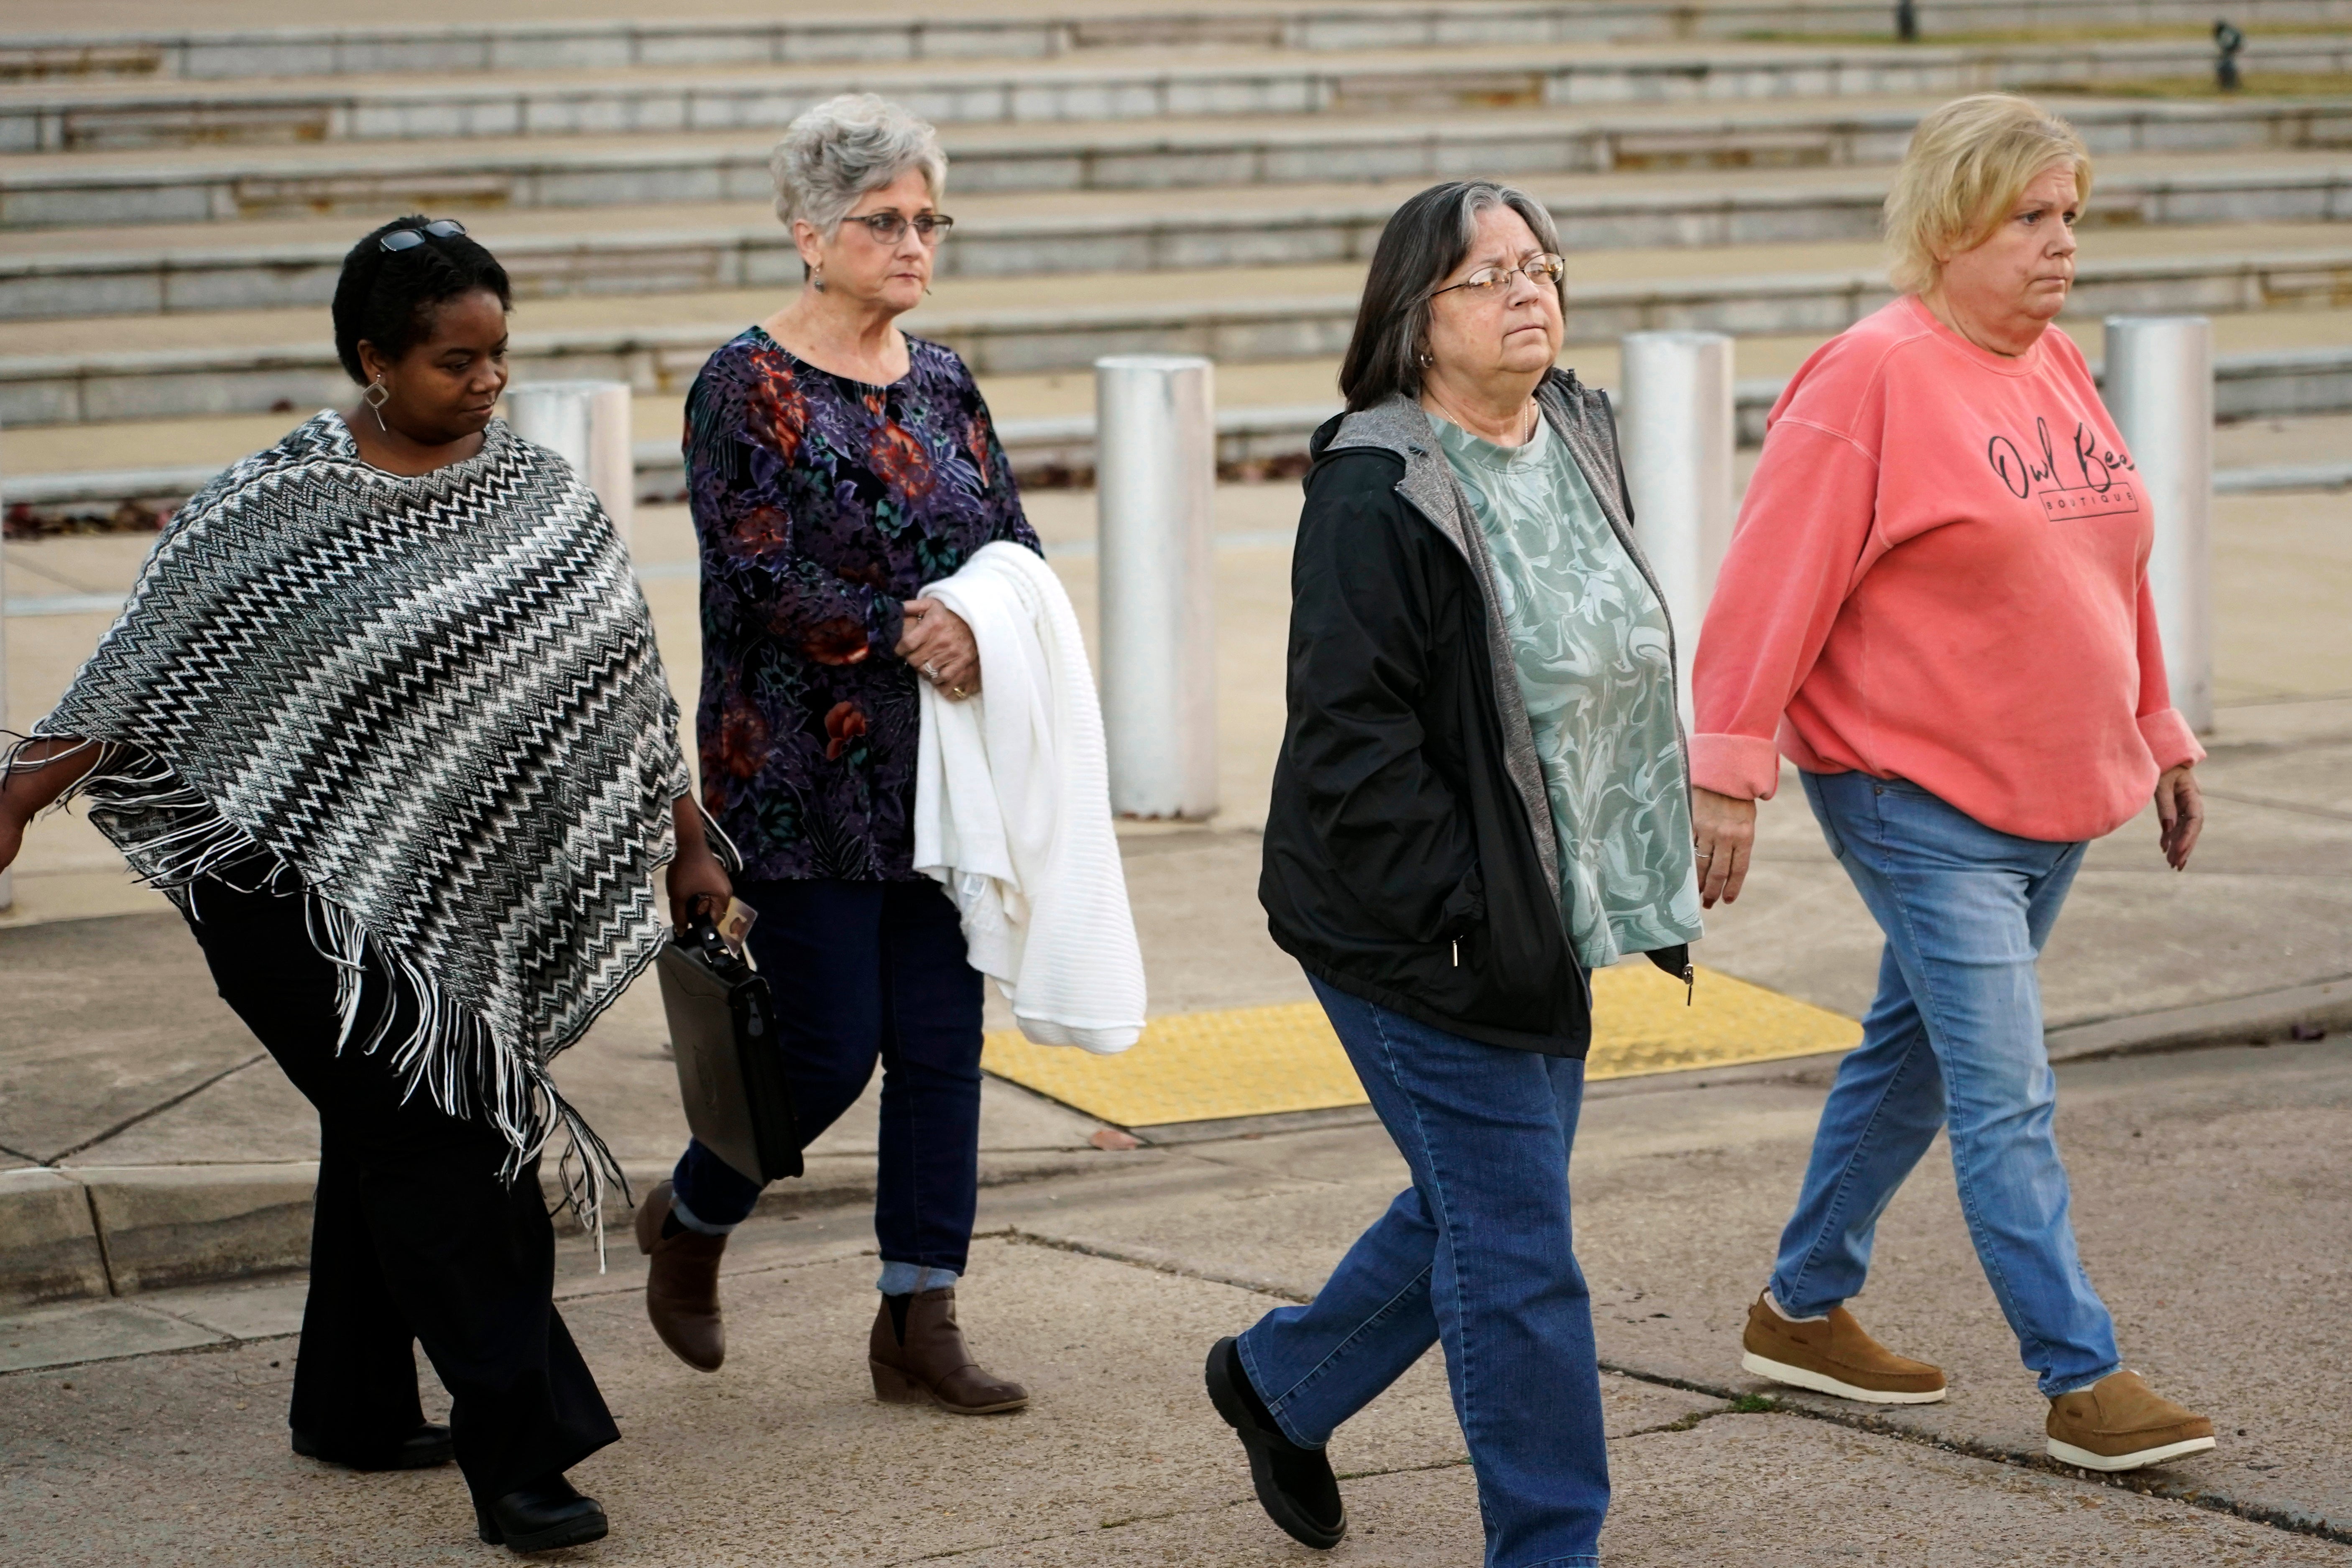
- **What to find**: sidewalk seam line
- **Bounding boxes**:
[130,1301,243,1347]
[47,1050,268,1165]
[1004,1227,1313,1302]
[996,1228,2349,1546]
[80,1182,118,1298]
[1591,1362,2352,1548]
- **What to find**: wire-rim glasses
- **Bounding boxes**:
[843,212,956,245]
[1429,253,1567,300]
[379,219,468,253]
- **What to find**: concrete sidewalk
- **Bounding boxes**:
[4,1034,2347,1563]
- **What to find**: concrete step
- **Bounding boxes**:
[11,312,2343,476]
[10,332,2352,532]
[9,94,2352,230]
[7,33,2351,154]
[8,0,2348,84]
[6,226,2351,425]
[10,152,2349,321]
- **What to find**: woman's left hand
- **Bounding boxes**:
[2155,764,2203,871]
[897,598,981,700]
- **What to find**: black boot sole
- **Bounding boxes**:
[290,1428,453,1471]
[1205,1337,1346,1550]
[475,1507,610,1553]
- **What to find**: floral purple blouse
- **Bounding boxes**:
[687,327,1041,882]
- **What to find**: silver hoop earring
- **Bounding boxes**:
[1417,351,1435,368]
[363,377,390,432]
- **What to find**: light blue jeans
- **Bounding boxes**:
[1770,769,2121,1397]
[1238,976,1607,1568]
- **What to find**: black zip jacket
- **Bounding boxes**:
[1259,374,1692,1056]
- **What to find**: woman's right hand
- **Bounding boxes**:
[896,598,981,699]
[0,736,100,876]
[1691,787,1757,909]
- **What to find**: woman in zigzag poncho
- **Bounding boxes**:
[0,217,733,1557]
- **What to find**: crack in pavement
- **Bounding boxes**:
[1006,1225,1315,1303]
[1009,1223,2352,1549]
[40,1050,268,1165]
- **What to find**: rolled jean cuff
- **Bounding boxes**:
[667,1190,740,1237]
[878,1262,962,1295]
[2044,1361,2123,1399]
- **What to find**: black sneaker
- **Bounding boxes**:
[1204,1336,1346,1549]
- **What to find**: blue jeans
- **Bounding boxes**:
[1239,977,1607,1568]
[1770,770,2120,1397]
[669,878,982,1290]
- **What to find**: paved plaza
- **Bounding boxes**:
[5,0,2352,1560]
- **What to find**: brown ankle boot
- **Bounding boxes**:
[634,1180,726,1372]
[868,1288,1028,1415]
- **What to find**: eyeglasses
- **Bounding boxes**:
[843,212,955,245]
[379,219,468,253]
[1429,253,1567,300]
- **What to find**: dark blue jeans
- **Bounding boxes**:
[669,878,984,1278]
[1238,977,1608,1568]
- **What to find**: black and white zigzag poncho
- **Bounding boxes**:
[14,411,695,1233]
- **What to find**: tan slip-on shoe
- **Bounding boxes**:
[1739,1291,1948,1404]
[2046,1370,2216,1471]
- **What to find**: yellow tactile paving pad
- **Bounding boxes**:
[983,963,1859,1129]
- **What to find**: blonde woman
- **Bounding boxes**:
[1689,94,2214,1473]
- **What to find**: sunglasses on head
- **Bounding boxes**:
[379,219,468,253]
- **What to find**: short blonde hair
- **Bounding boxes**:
[1884,94,2092,294]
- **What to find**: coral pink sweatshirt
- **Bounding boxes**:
[1690,295,2203,843]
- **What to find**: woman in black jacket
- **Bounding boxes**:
[1203,182,1702,1568]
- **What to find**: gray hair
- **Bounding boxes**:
[770,93,949,237]
[1339,181,1566,411]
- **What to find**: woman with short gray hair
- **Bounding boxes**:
[1206,180,1700,1565]
[636,92,1041,1417]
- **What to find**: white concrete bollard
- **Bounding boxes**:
[1095,354,1218,820]
[506,381,636,550]
[1618,330,1736,721]
[2103,316,2214,735]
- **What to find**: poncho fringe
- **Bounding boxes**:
[11,413,703,1260]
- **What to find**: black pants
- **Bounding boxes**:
[186,874,618,1503]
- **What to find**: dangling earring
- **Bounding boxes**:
[363,376,391,432]
[811,264,826,294]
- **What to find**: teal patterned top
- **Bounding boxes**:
[1429,411,1704,970]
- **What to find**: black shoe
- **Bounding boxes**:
[474,1476,610,1555]
[290,1422,454,1471]
[1205,1336,1346,1549]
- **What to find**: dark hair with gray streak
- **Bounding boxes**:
[1338,181,1566,412]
